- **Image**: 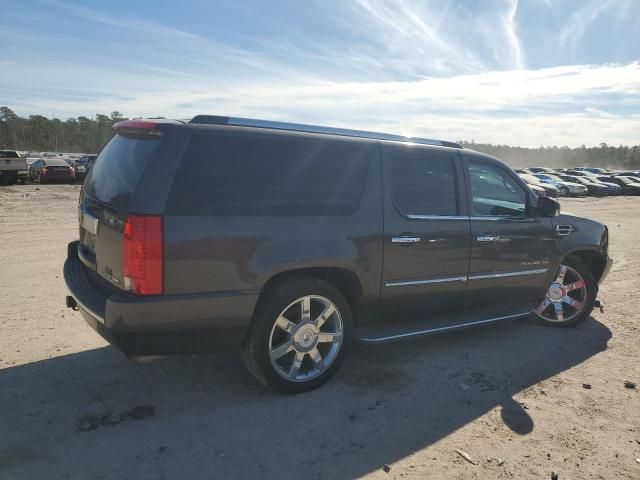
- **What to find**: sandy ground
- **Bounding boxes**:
[0,184,639,480]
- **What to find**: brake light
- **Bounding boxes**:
[113,120,163,137]
[113,120,159,130]
[122,215,163,295]
[42,167,48,174]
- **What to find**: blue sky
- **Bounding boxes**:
[1,0,639,146]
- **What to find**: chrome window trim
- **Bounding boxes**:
[358,311,531,342]
[468,268,548,280]
[385,276,468,287]
[385,268,548,287]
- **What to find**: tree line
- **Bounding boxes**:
[1,106,638,169]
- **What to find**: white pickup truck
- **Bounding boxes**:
[0,150,29,185]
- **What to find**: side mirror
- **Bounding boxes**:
[536,195,560,217]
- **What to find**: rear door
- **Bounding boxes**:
[381,144,470,322]
[78,125,178,290]
[463,154,556,311]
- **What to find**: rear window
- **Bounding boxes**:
[165,132,371,216]
[84,134,159,210]
[44,159,70,166]
[0,151,20,158]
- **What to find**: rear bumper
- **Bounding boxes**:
[63,241,256,354]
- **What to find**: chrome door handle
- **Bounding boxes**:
[392,236,421,244]
[477,235,499,242]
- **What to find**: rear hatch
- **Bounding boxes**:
[78,121,179,293]
[45,161,74,176]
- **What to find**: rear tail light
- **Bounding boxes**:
[42,167,48,174]
[122,215,163,295]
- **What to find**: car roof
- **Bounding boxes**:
[43,158,70,166]
[187,115,463,149]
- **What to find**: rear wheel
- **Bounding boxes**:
[532,256,597,327]
[242,275,353,393]
[559,186,569,196]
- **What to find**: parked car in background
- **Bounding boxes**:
[518,173,559,197]
[573,167,611,174]
[0,150,29,185]
[63,116,612,393]
[598,176,640,195]
[75,155,97,182]
[609,170,640,177]
[29,158,76,183]
[532,173,587,197]
[558,175,608,196]
[528,167,557,174]
[528,183,547,197]
[583,177,622,195]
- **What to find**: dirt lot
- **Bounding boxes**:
[0,184,638,480]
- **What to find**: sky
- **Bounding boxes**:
[1,0,639,146]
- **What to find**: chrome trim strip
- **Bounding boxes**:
[358,312,531,342]
[385,268,547,287]
[69,293,105,324]
[468,268,548,280]
[469,216,536,223]
[385,276,468,287]
[391,236,421,244]
[227,117,460,148]
[406,215,469,220]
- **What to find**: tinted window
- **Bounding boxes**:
[0,151,19,158]
[166,132,371,216]
[468,160,526,217]
[391,151,458,216]
[84,134,159,210]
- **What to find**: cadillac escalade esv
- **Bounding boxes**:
[64,116,612,393]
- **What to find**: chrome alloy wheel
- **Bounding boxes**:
[534,265,588,322]
[268,295,343,382]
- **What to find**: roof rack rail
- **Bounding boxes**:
[189,115,462,149]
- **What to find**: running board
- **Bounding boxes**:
[355,309,531,343]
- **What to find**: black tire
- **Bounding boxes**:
[559,186,569,196]
[532,255,597,328]
[241,275,353,393]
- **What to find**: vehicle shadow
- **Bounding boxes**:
[0,317,610,479]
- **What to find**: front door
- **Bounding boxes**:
[463,155,557,311]
[381,144,470,322]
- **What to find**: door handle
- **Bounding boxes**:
[476,235,499,242]
[392,236,421,244]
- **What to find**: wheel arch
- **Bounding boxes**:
[563,248,608,283]
[254,267,365,324]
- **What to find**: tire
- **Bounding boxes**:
[559,186,569,196]
[531,256,597,327]
[241,275,353,393]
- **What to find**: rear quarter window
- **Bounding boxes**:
[84,134,160,210]
[165,132,372,216]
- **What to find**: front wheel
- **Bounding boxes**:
[559,186,569,196]
[242,276,353,393]
[532,256,597,327]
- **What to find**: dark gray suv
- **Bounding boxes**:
[64,116,612,393]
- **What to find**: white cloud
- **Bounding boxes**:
[4,61,638,147]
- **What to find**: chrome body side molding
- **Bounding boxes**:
[385,268,548,287]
